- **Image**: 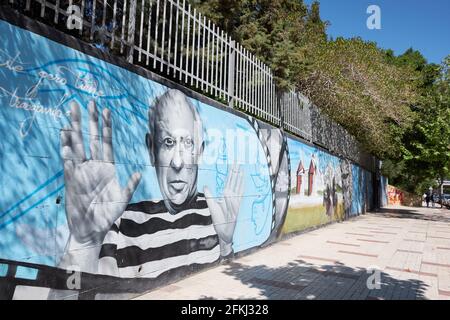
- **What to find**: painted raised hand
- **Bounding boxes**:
[61,101,141,245]
[203,164,245,256]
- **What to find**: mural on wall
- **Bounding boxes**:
[386,185,422,207]
[281,138,345,235]
[350,164,375,216]
[0,17,381,299]
[388,185,404,205]
[0,20,282,299]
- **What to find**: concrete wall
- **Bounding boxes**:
[0,17,379,299]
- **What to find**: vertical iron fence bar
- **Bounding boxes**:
[160,0,166,72]
[219,32,224,100]
[40,0,45,18]
[258,60,261,116]
[238,44,243,109]
[120,0,127,53]
[239,44,244,109]
[184,3,190,83]
[173,0,180,76]
[264,65,267,120]
[272,82,276,124]
[153,0,160,69]
[234,42,239,107]
[195,11,200,87]
[80,0,85,35]
[241,47,245,110]
[252,55,256,116]
[179,0,185,81]
[54,0,59,24]
[288,94,290,131]
[246,49,250,113]
[259,62,262,119]
[211,23,217,95]
[212,23,216,95]
[260,62,263,118]
[180,0,186,81]
[219,28,224,98]
[209,23,216,94]
[268,67,271,121]
[214,26,219,97]
[267,70,272,122]
[145,0,153,65]
[127,0,137,63]
[261,62,265,117]
[227,40,235,108]
[224,35,229,101]
[102,0,107,30]
[293,93,295,131]
[138,0,145,62]
[167,0,173,75]
[111,0,118,49]
[236,44,240,107]
[286,92,289,130]
[205,19,210,93]
[201,15,206,90]
[255,59,259,115]
[191,8,196,86]
[260,63,264,116]
[252,56,256,115]
[299,95,302,136]
[290,92,293,130]
[91,0,97,41]
[244,48,249,112]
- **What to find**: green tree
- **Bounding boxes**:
[298,38,418,159]
[387,55,450,194]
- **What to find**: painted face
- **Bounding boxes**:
[152,100,200,210]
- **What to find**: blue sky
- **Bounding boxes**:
[304,0,450,64]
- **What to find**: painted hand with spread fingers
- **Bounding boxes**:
[204,164,245,256]
[60,101,141,245]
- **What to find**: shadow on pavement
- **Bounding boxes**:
[372,207,450,223]
[199,260,429,300]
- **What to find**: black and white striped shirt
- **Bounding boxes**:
[98,193,220,278]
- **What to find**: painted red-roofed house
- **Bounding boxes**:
[296,161,305,195]
[308,156,317,196]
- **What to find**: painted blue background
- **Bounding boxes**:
[351,164,374,215]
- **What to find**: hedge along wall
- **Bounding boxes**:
[0,15,380,300]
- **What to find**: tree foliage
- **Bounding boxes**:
[388,55,450,194]
[299,38,418,158]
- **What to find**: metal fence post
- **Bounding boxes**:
[127,0,137,63]
[277,89,284,129]
[227,40,236,108]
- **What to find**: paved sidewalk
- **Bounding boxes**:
[134,205,450,300]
